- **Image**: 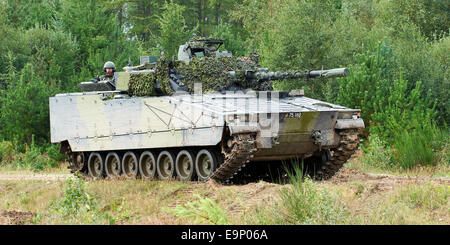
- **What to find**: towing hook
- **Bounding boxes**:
[311,130,323,150]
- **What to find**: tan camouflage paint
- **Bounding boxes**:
[50,91,362,157]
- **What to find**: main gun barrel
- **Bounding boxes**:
[229,67,349,81]
[308,68,349,78]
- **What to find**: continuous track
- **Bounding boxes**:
[67,130,359,183]
[314,128,360,180]
[210,133,257,183]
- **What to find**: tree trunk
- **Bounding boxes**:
[197,0,202,35]
[215,3,221,25]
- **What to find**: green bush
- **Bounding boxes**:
[11,137,59,171]
[278,166,347,224]
[0,140,15,163]
[392,124,446,169]
[44,143,66,163]
[369,78,436,141]
[50,176,103,224]
[337,42,396,135]
[157,1,195,59]
[0,63,52,145]
[360,135,394,169]
[212,22,246,56]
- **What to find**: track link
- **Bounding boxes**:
[210,133,257,183]
[314,128,360,180]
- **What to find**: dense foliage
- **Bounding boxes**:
[0,0,448,170]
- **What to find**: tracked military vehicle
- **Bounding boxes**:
[49,38,364,183]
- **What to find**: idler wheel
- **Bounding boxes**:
[122,151,139,179]
[87,152,105,179]
[175,150,195,181]
[139,151,157,180]
[157,151,175,180]
[195,149,217,181]
[105,152,122,178]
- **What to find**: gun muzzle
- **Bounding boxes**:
[308,68,349,78]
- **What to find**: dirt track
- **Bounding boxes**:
[0,169,448,185]
[0,168,448,225]
[0,210,36,225]
[0,173,71,181]
[329,168,450,188]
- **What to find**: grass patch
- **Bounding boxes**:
[46,176,110,224]
[394,183,449,210]
[0,167,448,225]
[275,166,347,224]
[0,139,65,172]
[393,125,447,169]
[165,194,230,225]
[348,131,449,177]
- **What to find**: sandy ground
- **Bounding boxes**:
[0,168,448,184]
[328,168,450,190]
[0,173,71,181]
[0,210,36,225]
[0,168,448,224]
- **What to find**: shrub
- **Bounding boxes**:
[337,42,396,135]
[278,166,347,224]
[12,136,59,171]
[0,63,52,145]
[0,140,14,163]
[44,143,66,162]
[392,124,446,169]
[50,176,102,224]
[360,134,394,169]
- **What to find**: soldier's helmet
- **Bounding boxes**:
[103,61,116,72]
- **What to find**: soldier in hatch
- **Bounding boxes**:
[84,61,117,91]
[100,61,116,81]
[90,61,116,83]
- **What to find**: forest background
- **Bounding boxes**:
[0,0,448,171]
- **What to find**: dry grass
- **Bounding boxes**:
[0,162,448,225]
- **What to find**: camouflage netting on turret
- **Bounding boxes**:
[127,55,273,96]
[173,56,267,92]
[127,56,172,96]
[155,56,172,95]
[128,72,157,96]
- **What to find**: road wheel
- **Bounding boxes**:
[139,151,157,180]
[88,152,104,179]
[195,149,217,181]
[122,151,138,179]
[175,150,195,181]
[72,152,86,171]
[157,151,175,180]
[105,152,122,178]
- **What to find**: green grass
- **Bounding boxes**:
[276,166,348,224]
[393,126,447,169]
[348,131,449,177]
[0,140,65,172]
[0,162,448,225]
[165,194,231,225]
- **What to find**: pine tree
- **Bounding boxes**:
[0,63,52,144]
[157,1,195,59]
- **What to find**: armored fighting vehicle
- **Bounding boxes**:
[49,38,364,183]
